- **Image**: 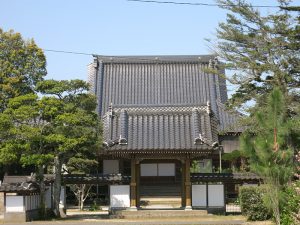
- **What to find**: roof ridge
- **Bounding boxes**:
[94,55,217,63]
[112,103,209,108]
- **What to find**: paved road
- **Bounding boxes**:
[1,211,246,225]
[4,215,245,225]
[5,221,244,225]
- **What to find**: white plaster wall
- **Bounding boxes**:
[192,185,207,207]
[208,184,224,207]
[158,163,175,176]
[6,196,24,212]
[110,185,130,208]
[103,160,119,174]
[141,164,157,176]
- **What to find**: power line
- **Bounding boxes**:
[42,49,149,61]
[127,0,280,8]
[43,49,217,62]
[42,49,184,61]
[43,49,93,56]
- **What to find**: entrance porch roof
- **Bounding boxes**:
[103,104,219,152]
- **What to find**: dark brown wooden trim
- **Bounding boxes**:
[185,158,192,208]
[136,161,140,207]
[130,159,137,208]
[181,160,186,208]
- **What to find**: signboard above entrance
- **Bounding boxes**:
[140,163,175,176]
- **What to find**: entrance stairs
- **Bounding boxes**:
[112,209,209,219]
[140,184,181,196]
[140,184,181,209]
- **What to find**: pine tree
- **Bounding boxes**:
[210,0,299,115]
[241,88,294,225]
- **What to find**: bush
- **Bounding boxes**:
[280,181,300,225]
[239,186,271,221]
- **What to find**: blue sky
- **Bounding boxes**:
[1,0,289,84]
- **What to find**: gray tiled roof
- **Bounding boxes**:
[88,55,228,118]
[217,102,243,133]
[93,55,216,63]
[87,55,242,152]
[0,176,40,193]
[103,104,218,151]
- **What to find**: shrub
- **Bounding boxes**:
[239,186,271,221]
[280,181,300,225]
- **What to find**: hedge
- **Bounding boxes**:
[239,186,271,221]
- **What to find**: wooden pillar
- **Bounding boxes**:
[185,158,192,210]
[130,159,137,210]
[136,161,140,207]
[181,160,186,208]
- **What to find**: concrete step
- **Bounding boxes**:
[112,209,208,219]
[140,197,181,201]
[140,196,182,208]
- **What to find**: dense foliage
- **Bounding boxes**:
[35,79,101,217]
[0,29,46,113]
[239,186,271,221]
[280,181,300,225]
[213,0,299,114]
[241,89,294,185]
[240,89,295,224]
[0,28,102,218]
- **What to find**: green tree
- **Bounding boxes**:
[0,28,47,176]
[209,0,299,115]
[36,79,101,217]
[0,79,102,218]
[0,93,54,218]
[0,29,46,113]
[241,88,294,224]
[210,2,300,223]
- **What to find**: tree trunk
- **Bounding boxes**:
[80,185,84,211]
[37,165,46,219]
[53,156,65,218]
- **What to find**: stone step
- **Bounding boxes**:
[140,197,182,201]
[112,209,209,219]
[140,197,182,208]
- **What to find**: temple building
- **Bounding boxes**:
[87,55,255,212]
[0,55,260,223]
